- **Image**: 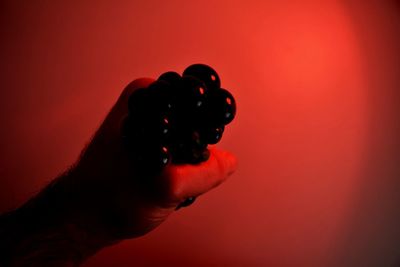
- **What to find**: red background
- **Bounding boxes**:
[1,1,399,266]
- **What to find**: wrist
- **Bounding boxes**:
[0,169,116,266]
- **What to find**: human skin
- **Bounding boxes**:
[0,78,238,267]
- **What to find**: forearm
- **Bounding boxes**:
[0,210,82,267]
[0,170,112,267]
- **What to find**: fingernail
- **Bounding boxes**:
[175,197,197,210]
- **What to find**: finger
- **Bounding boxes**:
[96,78,155,139]
[79,78,155,163]
[109,78,155,127]
[116,78,155,113]
[163,146,238,202]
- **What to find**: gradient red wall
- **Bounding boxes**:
[1,1,399,266]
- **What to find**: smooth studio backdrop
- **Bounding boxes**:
[1,1,399,266]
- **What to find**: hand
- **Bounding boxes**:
[62,78,238,248]
[0,78,237,267]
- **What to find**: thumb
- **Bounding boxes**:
[161,146,238,203]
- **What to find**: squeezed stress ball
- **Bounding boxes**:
[123,63,236,179]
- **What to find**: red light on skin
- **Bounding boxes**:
[162,146,168,153]
[163,118,169,124]
[199,87,205,95]
[226,97,232,105]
